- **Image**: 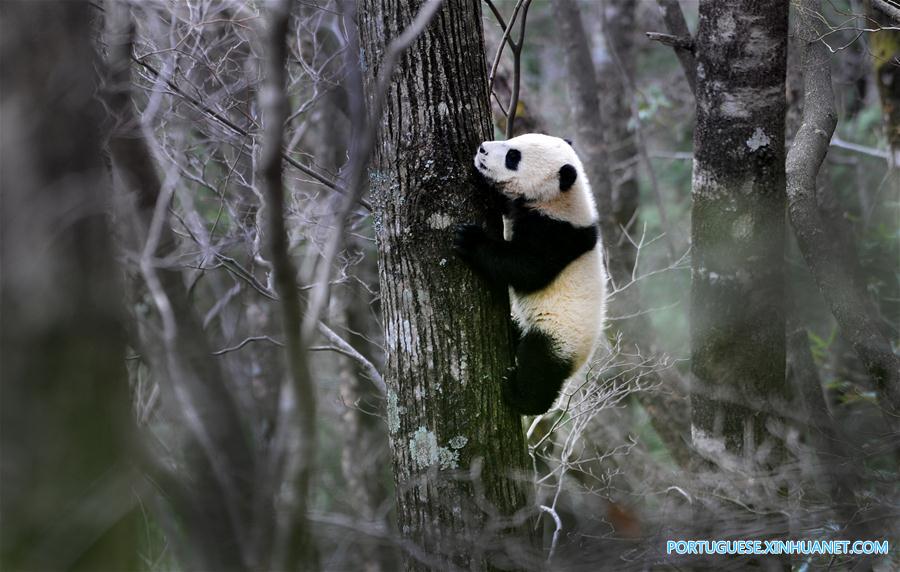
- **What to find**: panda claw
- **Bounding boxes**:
[452,223,485,257]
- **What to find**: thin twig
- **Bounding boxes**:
[487,0,526,100]
[211,335,284,355]
[505,0,533,138]
[830,136,890,160]
[539,505,562,562]
[131,55,359,202]
[645,32,694,51]
[483,0,513,45]
[105,3,253,566]
[603,1,677,260]
[317,322,386,393]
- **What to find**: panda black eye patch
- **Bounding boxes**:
[559,164,577,191]
[505,148,522,170]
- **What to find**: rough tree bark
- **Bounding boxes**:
[553,0,692,467]
[0,3,137,569]
[358,0,530,568]
[690,0,788,458]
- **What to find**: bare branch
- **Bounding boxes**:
[104,2,254,568]
[129,54,353,199]
[483,0,512,43]
[317,322,386,394]
[487,0,527,95]
[652,0,696,94]
[211,335,285,356]
[830,135,891,160]
[538,505,562,563]
[603,6,677,261]
[505,0,533,138]
[873,0,900,22]
[645,31,694,51]
[552,0,691,466]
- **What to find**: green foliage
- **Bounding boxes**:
[807,326,837,363]
[139,512,180,572]
[633,85,672,126]
[840,105,884,146]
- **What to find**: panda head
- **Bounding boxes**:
[473,133,584,203]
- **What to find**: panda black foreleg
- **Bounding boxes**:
[502,329,573,415]
[509,319,523,345]
[453,224,559,293]
[452,224,507,285]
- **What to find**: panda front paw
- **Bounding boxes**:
[452,223,486,261]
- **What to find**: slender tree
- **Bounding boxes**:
[553,0,691,466]
[358,0,530,568]
[690,0,789,458]
[789,0,900,429]
[597,0,641,272]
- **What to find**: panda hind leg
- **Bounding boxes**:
[502,329,573,415]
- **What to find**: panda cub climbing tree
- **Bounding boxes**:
[453,133,608,415]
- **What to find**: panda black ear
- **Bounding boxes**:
[563,138,574,146]
[559,164,577,191]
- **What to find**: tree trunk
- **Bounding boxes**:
[691,0,788,459]
[358,1,530,569]
[0,3,137,569]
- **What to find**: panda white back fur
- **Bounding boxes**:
[453,133,608,414]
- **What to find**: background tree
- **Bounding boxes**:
[690,0,788,461]
[552,0,691,467]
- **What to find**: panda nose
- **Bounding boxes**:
[478,145,487,155]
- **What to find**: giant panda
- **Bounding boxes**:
[453,133,608,415]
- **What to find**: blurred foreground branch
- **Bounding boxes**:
[1,2,138,569]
